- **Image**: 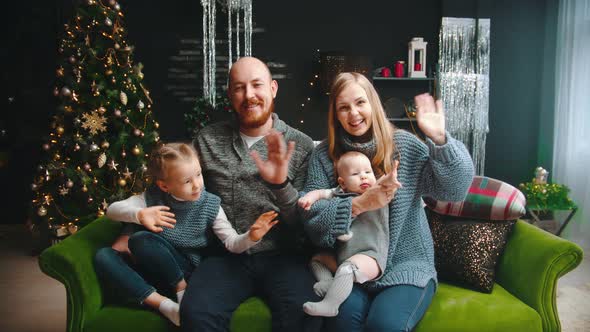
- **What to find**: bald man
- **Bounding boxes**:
[181,57,321,331]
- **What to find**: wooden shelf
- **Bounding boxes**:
[373,77,435,81]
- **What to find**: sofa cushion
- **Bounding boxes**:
[84,297,271,332]
[415,282,542,332]
[427,210,515,293]
[424,176,526,221]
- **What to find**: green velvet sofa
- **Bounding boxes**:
[39,217,583,332]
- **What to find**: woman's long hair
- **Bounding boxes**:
[327,72,396,176]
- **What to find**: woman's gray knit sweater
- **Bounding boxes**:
[301,130,474,291]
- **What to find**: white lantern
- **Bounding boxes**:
[408,37,428,78]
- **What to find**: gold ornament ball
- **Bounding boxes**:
[89,143,99,152]
[74,144,81,151]
[118,178,127,187]
[66,180,74,188]
[93,177,98,184]
[54,153,61,161]
[97,209,105,217]
[114,109,122,117]
[154,122,159,129]
[56,127,65,135]
[105,69,113,76]
[101,141,110,149]
[38,206,48,216]
[84,163,91,171]
[132,146,141,155]
[82,185,88,192]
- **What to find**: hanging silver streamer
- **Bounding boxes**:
[202,0,253,104]
[244,0,252,56]
[227,0,233,72]
[201,0,217,106]
[226,0,253,71]
[439,17,491,175]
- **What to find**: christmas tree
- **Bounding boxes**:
[31,0,159,237]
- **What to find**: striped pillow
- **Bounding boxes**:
[424,176,526,221]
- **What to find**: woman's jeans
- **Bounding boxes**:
[324,279,436,332]
[94,231,192,304]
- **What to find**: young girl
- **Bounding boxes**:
[298,151,400,317]
[94,142,278,326]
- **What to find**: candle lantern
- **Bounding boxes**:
[408,37,427,78]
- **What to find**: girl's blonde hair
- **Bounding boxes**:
[147,142,199,180]
[327,72,396,176]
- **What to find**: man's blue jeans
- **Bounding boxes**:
[94,231,192,304]
[324,279,436,332]
[180,252,322,332]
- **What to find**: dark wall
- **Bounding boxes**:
[1,0,556,224]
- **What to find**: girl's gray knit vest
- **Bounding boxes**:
[144,185,221,267]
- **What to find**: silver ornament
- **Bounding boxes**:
[89,143,99,152]
[133,129,141,136]
[114,109,122,117]
[69,56,76,64]
[137,100,144,110]
[61,87,72,97]
[31,183,38,191]
[66,179,74,188]
[105,18,113,26]
[38,206,47,216]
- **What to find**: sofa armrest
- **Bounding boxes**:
[496,220,583,332]
[38,217,122,332]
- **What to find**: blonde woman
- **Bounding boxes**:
[298,72,474,331]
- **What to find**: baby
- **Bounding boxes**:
[299,151,400,317]
[95,142,278,326]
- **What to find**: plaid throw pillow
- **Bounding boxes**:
[424,176,526,221]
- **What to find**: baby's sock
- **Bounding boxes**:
[309,260,334,297]
[159,298,180,326]
[313,280,333,297]
[303,261,356,317]
[176,289,185,304]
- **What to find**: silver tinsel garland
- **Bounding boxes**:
[202,0,253,107]
[439,17,490,175]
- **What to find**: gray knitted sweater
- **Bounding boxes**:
[194,113,315,254]
[144,185,221,267]
[301,130,474,290]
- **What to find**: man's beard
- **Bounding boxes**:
[237,99,274,129]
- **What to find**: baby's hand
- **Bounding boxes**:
[137,206,176,233]
[249,211,279,242]
[298,196,315,211]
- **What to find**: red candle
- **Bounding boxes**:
[394,61,404,77]
[414,63,422,71]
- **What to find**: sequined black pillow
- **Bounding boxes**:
[427,209,515,293]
